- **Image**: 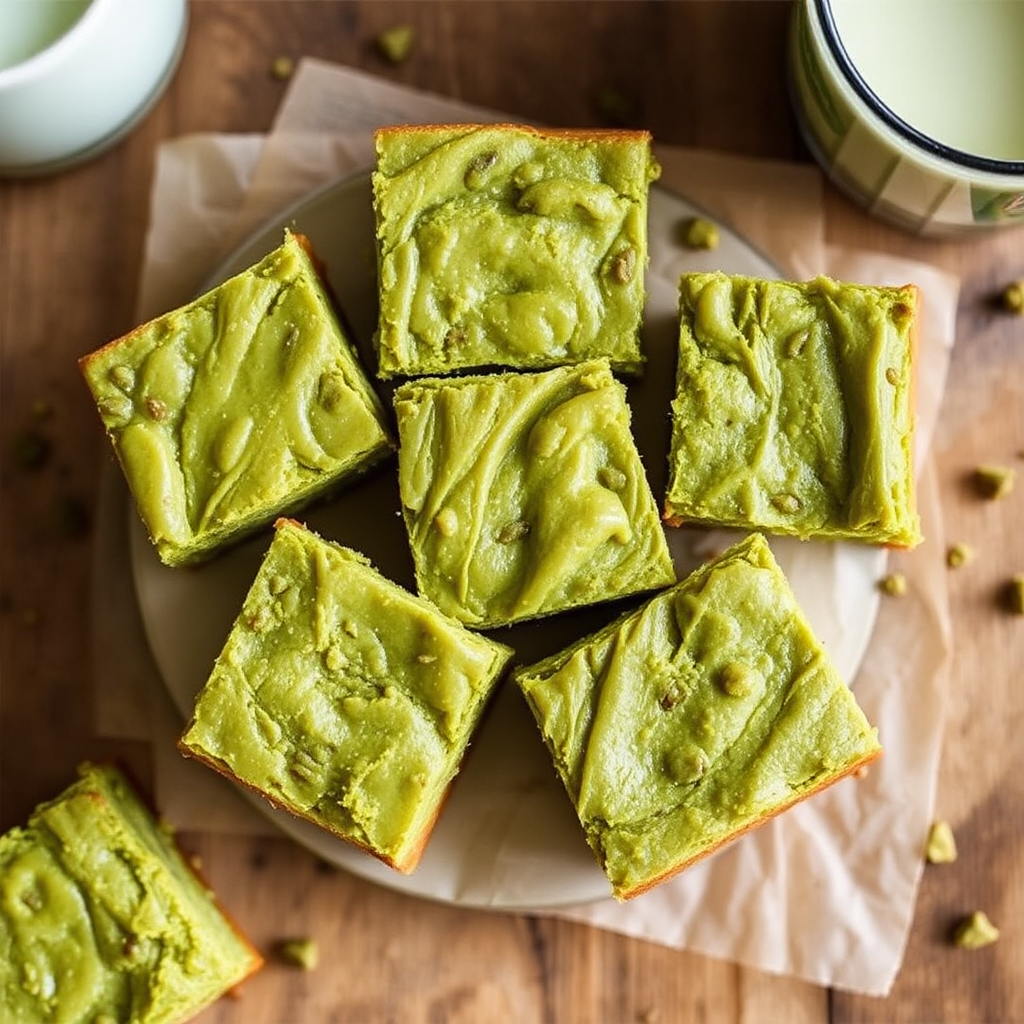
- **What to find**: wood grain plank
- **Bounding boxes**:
[7,4,1022,1023]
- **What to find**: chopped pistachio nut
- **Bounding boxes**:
[598,465,628,491]
[783,330,809,358]
[269,55,295,81]
[497,519,530,544]
[464,150,498,189]
[680,216,720,250]
[879,572,908,597]
[946,542,975,569]
[1006,575,1024,615]
[609,247,637,284]
[771,493,802,514]
[377,23,415,64]
[434,507,458,537]
[973,464,1015,499]
[719,662,755,697]
[1000,280,1024,315]
[952,911,1000,949]
[276,937,320,970]
[925,820,958,864]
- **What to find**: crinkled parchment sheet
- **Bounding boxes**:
[93,59,958,996]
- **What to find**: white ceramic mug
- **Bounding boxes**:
[0,0,188,176]
[788,0,1024,235]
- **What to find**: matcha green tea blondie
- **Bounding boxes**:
[372,123,659,377]
[392,358,676,629]
[515,533,882,900]
[0,762,262,1023]
[179,519,513,874]
[664,272,921,547]
[79,230,393,567]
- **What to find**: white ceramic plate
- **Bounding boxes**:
[129,172,886,910]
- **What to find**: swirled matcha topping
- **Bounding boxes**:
[179,520,513,873]
[79,231,393,567]
[664,273,921,547]
[393,359,675,628]
[372,124,658,377]
[515,533,882,899]
[0,763,260,1022]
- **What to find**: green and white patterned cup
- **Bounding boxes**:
[788,0,1024,235]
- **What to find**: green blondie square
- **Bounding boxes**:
[372,122,658,378]
[0,763,262,1024]
[179,519,513,874]
[393,358,676,629]
[514,532,882,900]
[79,230,393,567]
[664,272,922,547]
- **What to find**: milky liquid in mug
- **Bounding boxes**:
[831,0,1024,162]
[0,0,92,72]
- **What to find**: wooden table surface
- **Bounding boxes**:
[2,3,1023,1022]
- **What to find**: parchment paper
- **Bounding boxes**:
[93,58,958,996]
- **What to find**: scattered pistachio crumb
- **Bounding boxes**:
[1005,575,1024,615]
[680,216,719,250]
[885,366,900,386]
[879,572,908,597]
[269,55,295,81]
[973,464,1015,499]
[377,24,415,64]
[946,542,974,569]
[925,820,958,864]
[1000,280,1024,315]
[276,937,319,970]
[952,911,999,949]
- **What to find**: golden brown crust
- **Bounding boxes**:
[373,121,653,145]
[613,747,883,901]
[176,738,438,875]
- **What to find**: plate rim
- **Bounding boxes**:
[128,166,884,912]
